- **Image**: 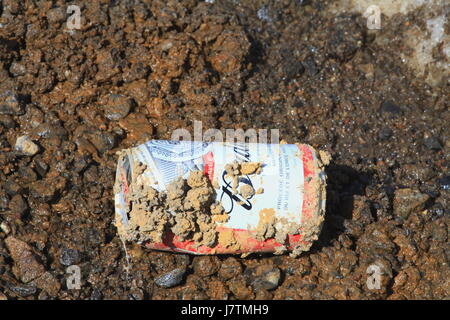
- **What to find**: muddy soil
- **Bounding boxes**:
[0,0,448,300]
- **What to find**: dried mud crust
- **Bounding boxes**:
[117,160,301,252]
[117,167,228,248]
[224,160,262,199]
[0,0,448,300]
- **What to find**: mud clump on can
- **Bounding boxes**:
[114,140,328,255]
[116,167,228,248]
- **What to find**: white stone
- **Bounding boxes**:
[0,221,11,235]
[15,135,39,156]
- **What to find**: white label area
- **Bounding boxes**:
[123,140,305,230]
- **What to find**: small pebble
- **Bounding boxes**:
[128,288,145,300]
[32,123,68,139]
[8,194,28,217]
[4,179,22,196]
[46,7,66,24]
[0,90,24,115]
[393,188,429,219]
[302,56,319,76]
[9,62,27,77]
[380,100,401,114]
[89,288,103,300]
[154,267,186,288]
[0,114,16,128]
[15,135,39,156]
[102,94,133,121]
[252,267,281,291]
[424,137,442,151]
[7,284,37,297]
[0,190,9,210]
[378,127,393,140]
[193,256,220,277]
[85,228,102,246]
[438,176,450,190]
[245,265,281,291]
[60,248,81,266]
[0,221,11,235]
[257,6,271,22]
[88,131,116,153]
[218,257,243,280]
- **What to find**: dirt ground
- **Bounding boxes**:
[0,0,448,300]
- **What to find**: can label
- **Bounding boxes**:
[114,140,327,255]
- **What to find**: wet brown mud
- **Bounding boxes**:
[0,0,448,300]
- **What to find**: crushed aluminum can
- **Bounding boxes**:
[114,140,328,255]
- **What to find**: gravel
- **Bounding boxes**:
[0,0,447,301]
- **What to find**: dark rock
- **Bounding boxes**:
[343,219,364,237]
[379,127,393,140]
[302,56,319,76]
[154,267,186,288]
[128,288,145,300]
[380,100,402,114]
[0,90,24,115]
[90,288,103,300]
[32,123,68,139]
[245,265,281,291]
[33,157,49,176]
[0,136,10,149]
[88,131,117,153]
[60,248,81,266]
[282,59,304,82]
[424,137,442,151]
[438,176,450,190]
[7,284,37,297]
